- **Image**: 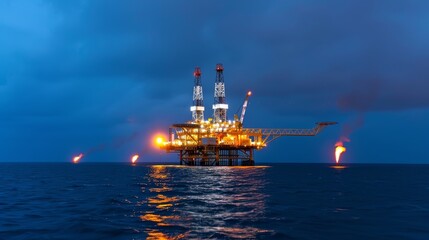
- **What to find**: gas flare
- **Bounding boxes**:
[335,142,346,164]
[73,153,83,163]
[131,154,139,164]
[156,137,163,145]
[153,134,167,148]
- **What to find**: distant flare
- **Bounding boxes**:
[73,153,83,163]
[335,142,346,164]
[131,154,139,164]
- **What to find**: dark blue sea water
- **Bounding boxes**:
[1,163,428,240]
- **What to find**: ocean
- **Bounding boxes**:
[0,163,428,239]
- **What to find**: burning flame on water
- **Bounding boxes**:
[131,154,139,164]
[335,142,346,164]
[73,153,83,163]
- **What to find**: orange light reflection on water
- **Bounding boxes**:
[150,165,271,169]
[139,163,271,239]
[144,228,186,240]
[145,229,186,240]
[149,186,172,193]
[149,166,168,179]
[148,194,179,210]
[140,165,186,239]
[330,165,347,169]
[140,214,180,226]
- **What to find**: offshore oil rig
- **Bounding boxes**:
[158,64,336,166]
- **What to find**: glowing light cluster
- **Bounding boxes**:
[131,154,139,164]
[73,153,83,163]
[335,142,346,164]
[153,134,167,148]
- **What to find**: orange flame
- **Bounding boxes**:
[153,134,167,148]
[156,137,164,145]
[335,142,346,164]
[131,154,139,164]
[73,153,83,163]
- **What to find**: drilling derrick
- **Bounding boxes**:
[213,64,228,122]
[158,64,337,166]
[190,67,204,122]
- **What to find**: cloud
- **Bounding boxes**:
[1,0,429,161]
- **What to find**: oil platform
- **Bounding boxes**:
[158,64,336,166]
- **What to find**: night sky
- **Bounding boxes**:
[1,0,429,163]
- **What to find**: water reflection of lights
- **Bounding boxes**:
[139,165,184,238]
[330,165,347,169]
[148,194,179,209]
[140,213,180,226]
[149,166,169,180]
[149,186,172,193]
[138,165,271,239]
[145,229,186,240]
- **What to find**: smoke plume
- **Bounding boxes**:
[336,78,381,140]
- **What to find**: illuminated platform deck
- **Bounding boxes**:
[159,121,336,166]
[158,64,336,166]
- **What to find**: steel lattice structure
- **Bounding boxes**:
[158,64,337,166]
[190,67,204,122]
[212,64,228,122]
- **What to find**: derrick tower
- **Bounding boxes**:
[213,64,228,122]
[190,67,204,122]
[157,64,337,166]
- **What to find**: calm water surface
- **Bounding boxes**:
[0,163,428,239]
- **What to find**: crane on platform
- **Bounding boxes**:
[158,64,337,166]
[240,91,252,124]
[234,91,252,127]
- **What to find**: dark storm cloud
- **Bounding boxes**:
[1,0,429,162]
[5,0,429,110]
[24,1,254,81]
[218,0,429,113]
